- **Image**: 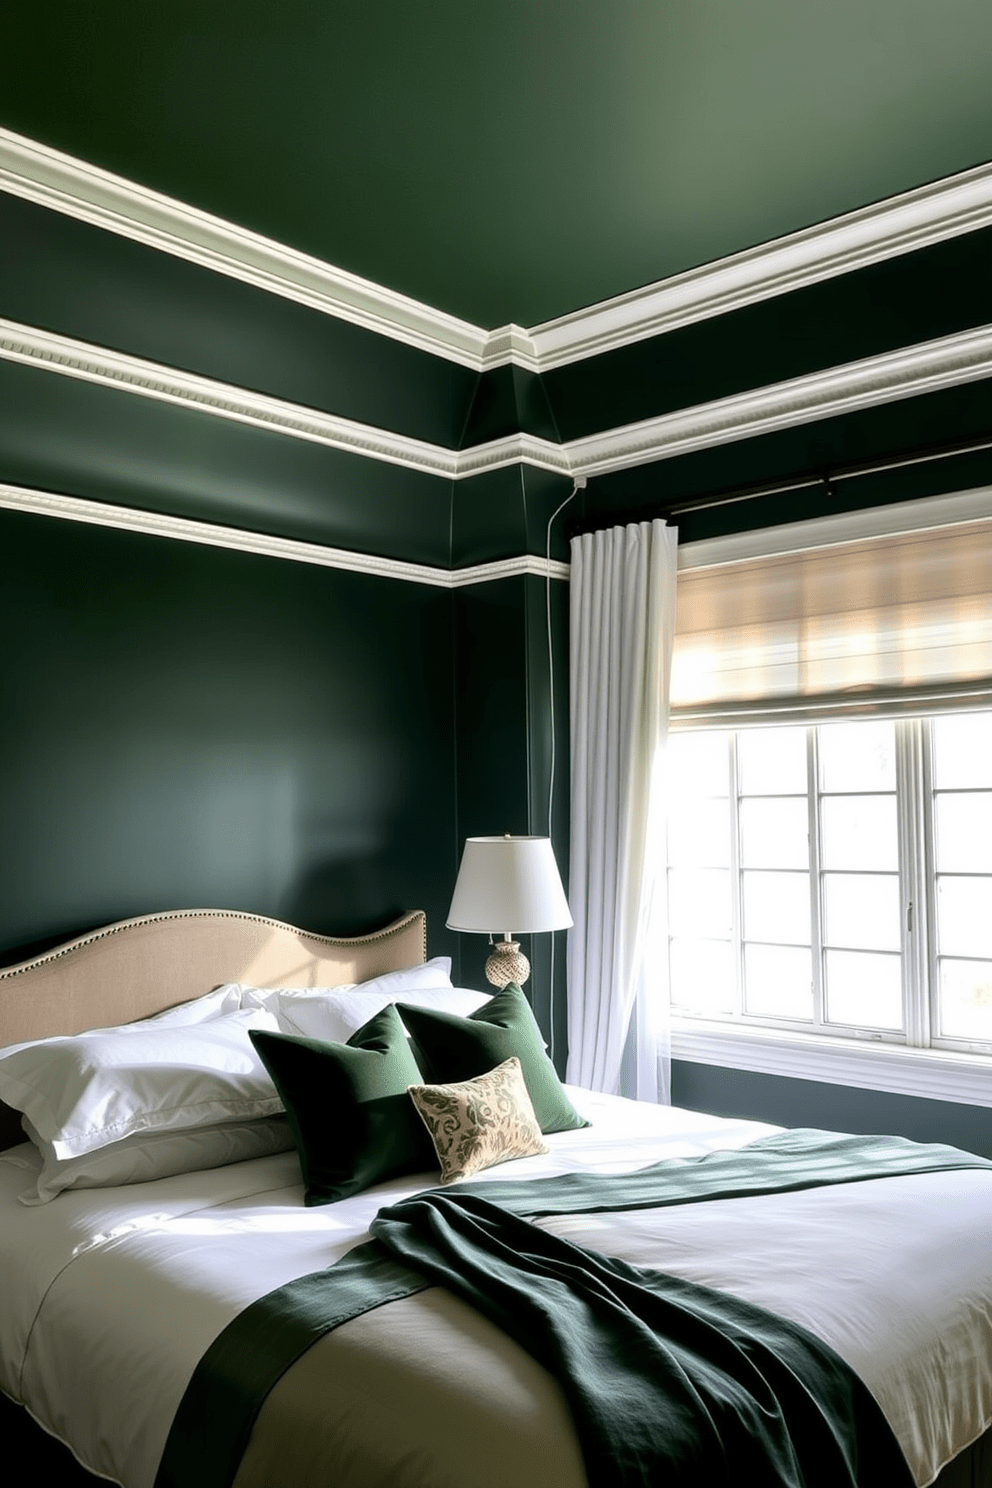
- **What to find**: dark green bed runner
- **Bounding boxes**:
[155,1129,992,1488]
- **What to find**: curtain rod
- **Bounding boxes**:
[657,431,992,519]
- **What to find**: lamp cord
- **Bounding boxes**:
[545,476,584,1065]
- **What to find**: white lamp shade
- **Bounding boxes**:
[446,836,573,935]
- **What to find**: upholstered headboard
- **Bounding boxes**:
[0,907,427,1149]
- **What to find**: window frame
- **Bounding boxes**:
[666,713,992,1107]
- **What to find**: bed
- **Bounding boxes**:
[0,907,990,1488]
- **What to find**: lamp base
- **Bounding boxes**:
[484,938,530,989]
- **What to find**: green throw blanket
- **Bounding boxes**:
[156,1129,992,1488]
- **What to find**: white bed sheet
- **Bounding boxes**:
[0,1090,989,1488]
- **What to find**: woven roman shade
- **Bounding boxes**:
[670,513,992,727]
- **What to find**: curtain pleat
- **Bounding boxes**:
[566,521,678,1100]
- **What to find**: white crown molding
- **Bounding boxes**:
[450,553,570,585]
[672,1021,991,1107]
[480,324,541,373]
[5,316,991,487]
[530,161,992,369]
[0,128,488,370]
[0,318,463,477]
[456,431,572,477]
[5,128,992,377]
[0,483,570,587]
[0,319,572,479]
[567,322,992,478]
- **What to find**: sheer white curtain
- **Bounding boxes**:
[566,520,678,1101]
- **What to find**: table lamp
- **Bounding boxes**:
[446,834,573,988]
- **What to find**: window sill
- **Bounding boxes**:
[671,1020,992,1108]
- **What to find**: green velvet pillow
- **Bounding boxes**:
[397,982,587,1134]
[249,1003,436,1206]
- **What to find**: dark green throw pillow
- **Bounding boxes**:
[249,1003,436,1206]
[397,982,587,1134]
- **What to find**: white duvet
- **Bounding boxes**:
[1,1090,990,1488]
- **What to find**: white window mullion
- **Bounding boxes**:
[728,732,744,1019]
[807,727,825,1031]
[896,720,930,1048]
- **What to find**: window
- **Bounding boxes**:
[665,711,992,1060]
[662,490,992,1099]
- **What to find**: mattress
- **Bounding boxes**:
[1,1087,990,1488]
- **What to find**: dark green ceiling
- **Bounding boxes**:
[5,1,992,328]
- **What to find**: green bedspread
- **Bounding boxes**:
[155,1129,992,1488]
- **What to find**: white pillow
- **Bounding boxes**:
[227,956,486,1043]
[0,1008,282,1159]
[143,984,245,1025]
[231,956,453,1011]
[273,984,491,1043]
[19,1113,295,1205]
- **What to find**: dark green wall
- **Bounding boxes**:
[0,514,558,1017]
[0,194,569,1008]
[0,359,454,564]
[450,574,571,1050]
[0,507,460,965]
[671,1062,992,1158]
[450,465,576,568]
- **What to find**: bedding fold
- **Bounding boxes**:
[369,1187,914,1487]
[156,1129,992,1488]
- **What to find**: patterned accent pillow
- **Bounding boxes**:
[407,1056,549,1183]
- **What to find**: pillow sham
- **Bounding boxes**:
[407,1056,549,1182]
[0,1008,283,1159]
[19,1113,295,1205]
[233,954,452,1008]
[230,957,475,1042]
[249,1003,436,1206]
[266,985,490,1043]
[397,982,587,1134]
[143,984,245,1025]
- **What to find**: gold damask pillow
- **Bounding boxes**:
[407,1056,550,1183]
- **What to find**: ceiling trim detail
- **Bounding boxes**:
[0,483,570,588]
[0,318,467,477]
[4,128,992,375]
[4,316,991,485]
[456,431,571,477]
[530,161,992,369]
[0,317,572,479]
[480,324,540,373]
[0,128,488,370]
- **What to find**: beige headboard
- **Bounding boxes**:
[0,907,427,1149]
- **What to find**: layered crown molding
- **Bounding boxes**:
[0,129,489,370]
[565,321,992,477]
[4,127,992,375]
[0,318,569,479]
[4,315,992,486]
[528,161,992,369]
